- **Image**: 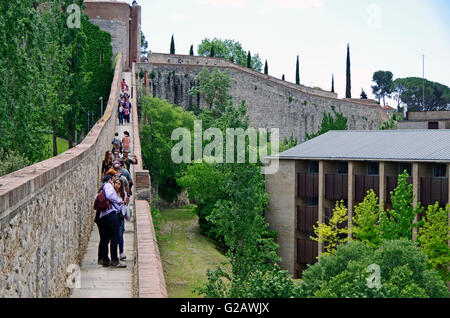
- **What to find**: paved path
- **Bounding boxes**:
[70,72,135,298]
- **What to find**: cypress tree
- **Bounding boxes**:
[189,44,194,56]
[346,43,351,98]
[210,44,215,57]
[170,34,175,54]
[247,51,251,68]
[282,74,285,81]
[296,55,300,85]
[331,73,335,93]
[264,60,268,75]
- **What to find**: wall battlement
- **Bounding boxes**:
[137,53,385,142]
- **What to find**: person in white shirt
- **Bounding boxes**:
[98,175,127,268]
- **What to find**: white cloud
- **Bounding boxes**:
[196,0,247,7]
[263,0,324,9]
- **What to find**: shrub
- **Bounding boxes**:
[0,148,31,177]
[294,239,448,298]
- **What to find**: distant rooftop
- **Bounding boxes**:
[271,130,450,162]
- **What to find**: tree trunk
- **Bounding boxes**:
[52,119,58,157]
[68,111,73,149]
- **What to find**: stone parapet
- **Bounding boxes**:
[134,200,168,298]
[0,54,123,298]
[136,56,385,142]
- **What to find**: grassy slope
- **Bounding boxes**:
[43,135,69,159]
[158,207,228,298]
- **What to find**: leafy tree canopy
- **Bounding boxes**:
[197,38,263,71]
[294,239,448,298]
[305,111,348,141]
[393,77,450,111]
[371,70,394,106]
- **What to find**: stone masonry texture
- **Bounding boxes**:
[0,54,123,298]
[136,54,385,143]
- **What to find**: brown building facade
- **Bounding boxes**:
[398,110,450,130]
[265,130,450,278]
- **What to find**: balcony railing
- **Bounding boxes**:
[297,238,318,265]
[386,176,413,203]
[297,206,318,233]
[355,175,379,202]
[325,174,348,200]
[420,177,448,206]
[297,173,318,198]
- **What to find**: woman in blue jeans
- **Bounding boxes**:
[113,177,129,260]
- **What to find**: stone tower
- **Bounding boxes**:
[84,0,141,71]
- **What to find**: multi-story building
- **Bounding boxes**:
[398,110,450,130]
[265,130,450,278]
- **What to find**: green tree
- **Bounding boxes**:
[393,77,450,111]
[352,190,382,248]
[0,148,32,177]
[305,111,348,140]
[197,38,262,71]
[264,60,268,75]
[141,30,149,57]
[180,67,292,298]
[246,50,251,68]
[188,67,232,116]
[312,201,350,256]
[417,203,450,282]
[140,96,196,201]
[282,74,285,81]
[280,135,298,152]
[346,44,351,98]
[379,116,397,130]
[379,171,423,240]
[371,70,394,106]
[294,239,448,298]
[189,44,194,56]
[295,55,300,85]
[210,44,215,57]
[170,34,175,54]
[331,73,334,93]
[360,88,368,99]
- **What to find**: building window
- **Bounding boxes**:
[337,161,348,174]
[433,164,447,178]
[367,162,379,175]
[428,121,439,129]
[307,197,318,207]
[398,163,412,176]
[308,161,319,174]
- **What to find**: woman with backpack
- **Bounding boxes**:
[114,177,129,261]
[96,175,127,268]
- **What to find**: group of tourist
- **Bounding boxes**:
[118,78,132,125]
[95,80,139,268]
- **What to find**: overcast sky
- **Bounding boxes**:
[138,0,450,104]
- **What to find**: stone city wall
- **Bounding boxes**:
[0,54,123,298]
[131,62,167,298]
[84,1,141,70]
[137,53,385,142]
